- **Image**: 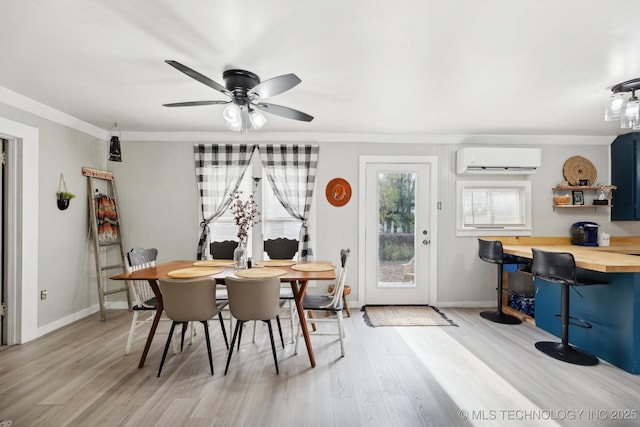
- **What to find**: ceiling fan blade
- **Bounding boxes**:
[255,102,314,122]
[163,100,231,107]
[165,60,232,97]
[249,74,301,99]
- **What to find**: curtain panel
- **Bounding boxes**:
[193,144,256,259]
[194,143,319,261]
[258,144,319,260]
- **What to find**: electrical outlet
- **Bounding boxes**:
[40,290,48,300]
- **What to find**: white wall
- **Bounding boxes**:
[112,135,640,309]
[0,102,105,338]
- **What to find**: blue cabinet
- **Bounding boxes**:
[611,132,640,220]
[535,273,640,374]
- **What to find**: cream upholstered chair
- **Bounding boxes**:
[295,248,350,358]
[125,247,159,354]
[126,247,205,354]
[224,276,283,375]
[264,238,300,343]
[156,277,228,377]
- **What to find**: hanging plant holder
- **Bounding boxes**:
[56,173,75,210]
[57,197,70,210]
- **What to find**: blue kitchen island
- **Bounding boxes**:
[497,237,640,374]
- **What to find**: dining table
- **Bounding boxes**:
[111,259,337,369]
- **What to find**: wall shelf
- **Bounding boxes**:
[552,204,613,208]
[552,185,616,210]
[552,185,617,191]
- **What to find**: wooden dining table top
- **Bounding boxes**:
[111,259,337,282]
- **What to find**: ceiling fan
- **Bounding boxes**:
[163,60,314,131]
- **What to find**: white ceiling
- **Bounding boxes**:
[2,0,640,136]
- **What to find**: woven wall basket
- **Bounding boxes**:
[563,156,597,185]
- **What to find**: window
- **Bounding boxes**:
[262,174,301,240]
[209,161,302,257]
[456,180,532,236]
[209,174,253,246]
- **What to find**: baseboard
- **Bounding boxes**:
[353,299,494,309]
[37,305,100,337]
[36,301,129,338]
[433,301,495,308]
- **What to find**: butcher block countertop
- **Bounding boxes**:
[485,236,640,273]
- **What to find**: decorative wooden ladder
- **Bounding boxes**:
[82,167,131,320]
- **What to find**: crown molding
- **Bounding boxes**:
[0,87,107,139]
[1,86,616,145]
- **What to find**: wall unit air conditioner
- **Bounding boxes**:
[456,147,541,175]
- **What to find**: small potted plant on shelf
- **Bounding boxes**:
[56,191,75,210]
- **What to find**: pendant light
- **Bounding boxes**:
[605,78,640,129]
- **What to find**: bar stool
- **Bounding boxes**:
[531,248,606,366]
[478,238,523,324]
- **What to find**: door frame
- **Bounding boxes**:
[357,155,438,306]
[0,117,39,344]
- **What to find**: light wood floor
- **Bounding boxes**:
[1,307,639,427]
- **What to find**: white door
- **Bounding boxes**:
[362,158,436,305]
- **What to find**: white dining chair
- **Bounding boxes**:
[294,248,350,358]
[124,247,161,355]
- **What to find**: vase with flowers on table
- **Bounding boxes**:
[230,191,260,270]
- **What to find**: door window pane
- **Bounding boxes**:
[377,172,416,286]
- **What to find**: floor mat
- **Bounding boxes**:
[362,305,458,327]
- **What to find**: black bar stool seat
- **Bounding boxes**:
[478,239,525,324]
[531,248,607,366]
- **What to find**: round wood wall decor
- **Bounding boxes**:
[563,156,597,185]
[326,178,352,207]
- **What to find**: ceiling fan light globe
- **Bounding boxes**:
[225,119,242,132]
[250,110,267,129]
[223,104,241,122]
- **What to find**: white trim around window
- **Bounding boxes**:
[456,180,532,237]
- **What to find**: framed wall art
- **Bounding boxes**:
[572,190,584,205]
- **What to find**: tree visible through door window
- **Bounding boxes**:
[378,172,416,285]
